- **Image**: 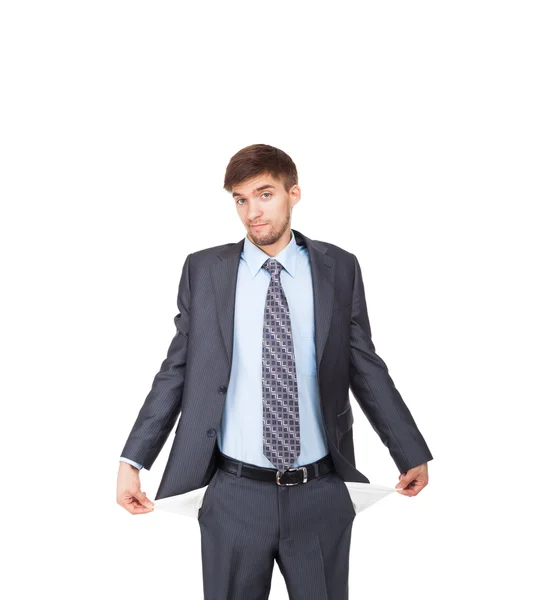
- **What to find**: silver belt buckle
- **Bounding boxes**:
[276,466,308,486]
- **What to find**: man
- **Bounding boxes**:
[117,144,433,599]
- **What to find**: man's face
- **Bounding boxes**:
[232,173,301,247]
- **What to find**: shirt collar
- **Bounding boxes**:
[242,228,298,279]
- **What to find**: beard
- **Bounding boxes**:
[248,207,291,247]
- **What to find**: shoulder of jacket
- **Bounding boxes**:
[187,242,237,262]
[316,239,355,261]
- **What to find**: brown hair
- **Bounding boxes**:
[223,144,298,194]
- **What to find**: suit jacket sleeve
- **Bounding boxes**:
[349,253,433,473]
[119,253,192,470]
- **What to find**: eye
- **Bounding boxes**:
[262,192,272,199]
[236,198,245,205]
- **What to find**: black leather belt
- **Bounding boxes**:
[216,451,334,485]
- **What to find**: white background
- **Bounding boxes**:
[1,1,545,598]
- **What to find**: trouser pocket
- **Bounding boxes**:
[334,473,356,518]
[197,468,220,520]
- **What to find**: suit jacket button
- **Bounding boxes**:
[218,385,227,394]
[207,428,217,437]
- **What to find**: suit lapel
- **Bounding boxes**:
[210,228,335,373]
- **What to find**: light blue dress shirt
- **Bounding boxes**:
[120,229,329,471]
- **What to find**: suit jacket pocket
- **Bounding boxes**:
[333,301,352,312]
[336,403,354,434]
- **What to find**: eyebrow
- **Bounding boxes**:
[232,184,276,198]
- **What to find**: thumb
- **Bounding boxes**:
[134,489,154,508]
[396,472,412,489]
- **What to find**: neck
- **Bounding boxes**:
[248,228,292,257]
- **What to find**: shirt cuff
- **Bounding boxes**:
[119,456,144,470]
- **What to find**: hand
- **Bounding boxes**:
[117,461,155,514]
[395,462,429,497]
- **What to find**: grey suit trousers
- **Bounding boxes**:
[197,452,357,599]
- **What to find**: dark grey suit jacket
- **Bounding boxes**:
[121,229,433,500]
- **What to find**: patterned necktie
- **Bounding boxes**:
[262,258,301,473]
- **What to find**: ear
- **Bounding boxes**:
[290,184,302,207]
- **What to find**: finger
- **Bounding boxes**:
[118,488,155,510]
[134,490,155,509]
[125,495,155,512]
[124,501,154,514]
[130,504,155,514]
[397,480,425,496]
[396,473,415,489]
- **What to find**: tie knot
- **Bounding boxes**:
[263,258,282,278]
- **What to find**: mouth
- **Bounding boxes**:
[251,223,267,229]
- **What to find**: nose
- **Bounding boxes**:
[247,200,263,222]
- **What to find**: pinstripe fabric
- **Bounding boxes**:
[198,453,356,600]
[120,228,433,502]
[120,229,331,472]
